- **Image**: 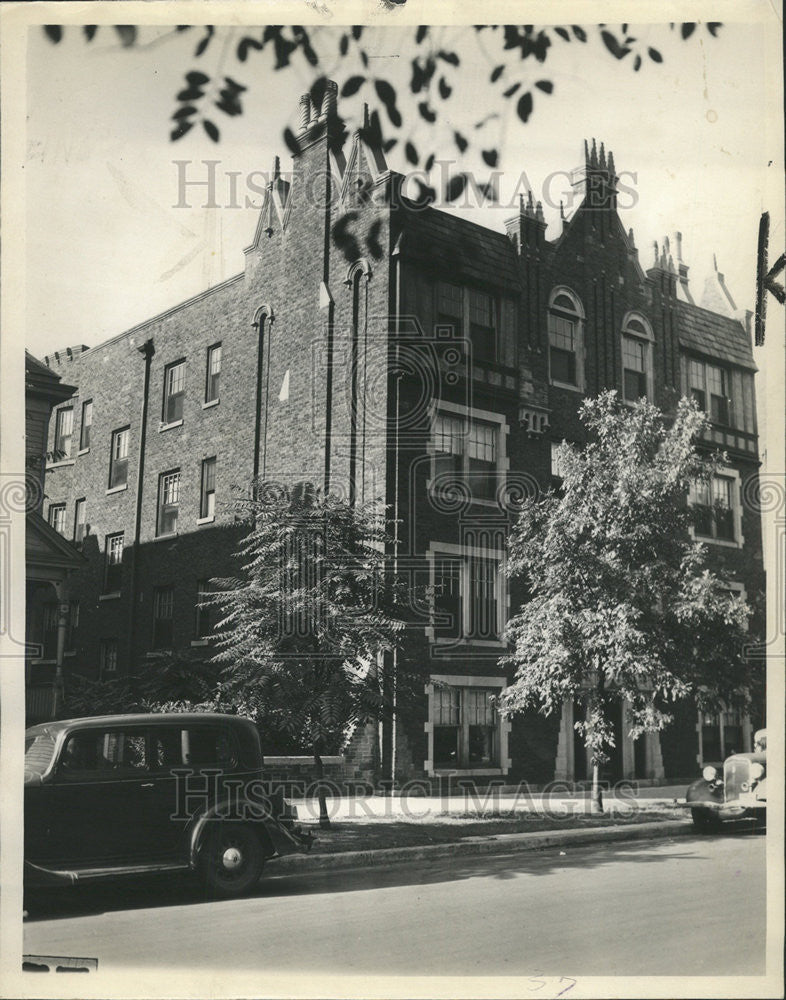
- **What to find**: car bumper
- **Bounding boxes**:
[679,800,764,820]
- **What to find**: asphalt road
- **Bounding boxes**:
[24,831,765,979]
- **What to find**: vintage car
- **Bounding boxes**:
[684,728,767,831]
[24,713,313,896]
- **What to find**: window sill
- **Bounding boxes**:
[426,482,502,508]
[159,419,184,432]
[694,535,742,550]
[202,398,220,410]
[64,650,76,658]
[431,768,506,777]
[196,515,215,525]
[146,650,173,658]
[432,638,506,649]
[46,459,75,470]
[99,592,121,601]
[153,532,179,542]
[191,639,210,647]
[549,380,584,394]
[77,447,90,456]
[106,484,128,496]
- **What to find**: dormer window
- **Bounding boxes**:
[548,289,584,390]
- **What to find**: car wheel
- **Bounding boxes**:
[691,808,721,833]
[201,824,264,898]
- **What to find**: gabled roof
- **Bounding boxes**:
[26,510,86,573]
[25,351,75,404]
[396,200,521,290]
[676,300,756,371]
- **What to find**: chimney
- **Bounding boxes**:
[673,231,694,304]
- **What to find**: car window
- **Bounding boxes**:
[60,729,148,779]
[24,731,57,777]
[181,726,238,768]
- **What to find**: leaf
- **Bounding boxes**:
[339,33,349,56]
[224,76,247,93]
[454,131,468,153]
[351,25,363,41]
[171,120,194,141]
[114,26,137,47]
[490,64,505,83]
[172,105,198,120]
[418,101,436,123]
[571,25,587,42]
[186,71,210,86]
[516,92,534,123]
[83,26,98,41]
[681,23,696,39]
[438,76,452,100]
[360,50,369,69]
[283,127,302,158]
[600,30,630,59]
[341,75,365,97]
[415,25,428,44]
[503,82,521,98]
[203,120,220,143]
[535,80,553,94]
[633,55,642,71]
[195,26,214,57]
[438,50,460,66]
[405,141,418,165]
[707,22,722,37]
[648,47,663,63]
[482,149,499,167]
[554,27,570,42]
[424,154,435,172]
[383,138,397,153]
[445,173,468,202]
[43,25,63,43]
[237,36,264,62]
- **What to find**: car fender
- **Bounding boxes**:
[187,795,302,867]
[685,777,724,807]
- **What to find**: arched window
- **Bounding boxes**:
[548,288,584,390]
[620,313,654,403]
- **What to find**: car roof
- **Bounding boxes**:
[26,712,256,736]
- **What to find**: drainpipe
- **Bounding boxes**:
[127,339,155,670]
[389,248,403,785]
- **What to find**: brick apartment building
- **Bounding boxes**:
[34,81,764,784]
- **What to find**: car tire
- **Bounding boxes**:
[691,808,721,833]
[201,823,264,898]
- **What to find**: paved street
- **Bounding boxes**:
[25,832,765,978]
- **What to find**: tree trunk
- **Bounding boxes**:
[590,760,604,814]
[313,750,331,829]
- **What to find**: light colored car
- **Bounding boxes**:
[683,728,766,831]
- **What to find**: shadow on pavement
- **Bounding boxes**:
[25,826,764,923]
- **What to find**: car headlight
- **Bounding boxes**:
[702,765,718,782]
[750,762,765,781]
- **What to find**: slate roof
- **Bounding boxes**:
[676,301,756,370]
[397,200,521,290]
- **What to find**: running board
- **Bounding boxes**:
[26,860,191,885]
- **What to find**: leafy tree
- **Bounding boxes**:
[42,22,721,201]
[208,482,406,827]
[499,392,755,812]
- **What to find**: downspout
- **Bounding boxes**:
[127,338,155,671]
[253,320,265,482]
[390,248,402,785]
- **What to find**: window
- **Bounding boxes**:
[79,400,92,450]
[157,470,181,536]
[700,708,746,763]
[436,280,463,331]
[99,639,118,676]
[548,289,584,389]
[688,358,731,426]
[431,409,501,502]
[163,360,186,424]
[205,344,222,403]
[104,533,124,592]
[43,600,80,657]
[689,473,741,545]
[48,503,66,536]
[429,546,504,643]
[54,407,73,459]
[195,580,212,639]
[152,586,174,649]
[200,457,216,520]
[73,498,87,544]
[550,441,570,481]
[621,315,653,403]
[468,289,497,363]
[109,427,129,489]
[427,676,510,774]
[60,728,146,776]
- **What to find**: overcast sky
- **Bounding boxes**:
[23,17,782,359]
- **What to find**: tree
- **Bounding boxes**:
[208,482,405,828]
[498,392,755,813]
[42,22,721,200]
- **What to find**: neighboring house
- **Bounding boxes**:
[40,82,764,782]
[25,351,85,722]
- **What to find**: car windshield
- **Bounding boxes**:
[24,731,57,776]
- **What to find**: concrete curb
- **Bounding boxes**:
[269,819,695,874]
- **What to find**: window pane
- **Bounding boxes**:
[433,726,459,767]
[622,336,645,372]
[549,314,575,352]
[437,281,463,319]
[55,408,73,457]
[550,346,576,385]
[434,414,464,454]
[469,557,498,639]
[74,499,86,543]
[80,401,92,450]
[206,345,221,402]
[434,560,462,639]
[196,580,212,638]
